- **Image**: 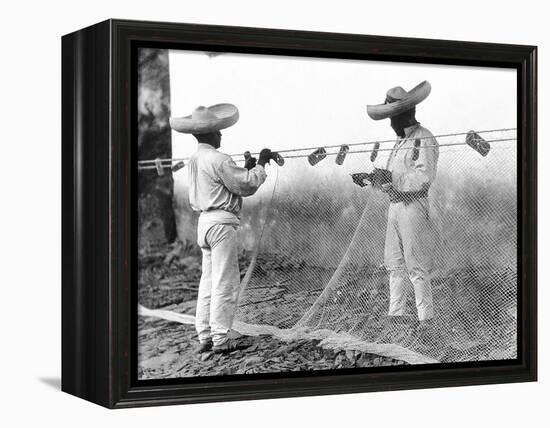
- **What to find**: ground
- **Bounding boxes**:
[137,241,406,380]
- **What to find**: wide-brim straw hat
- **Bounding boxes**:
[169,103,239,134]
[367,81,431,120]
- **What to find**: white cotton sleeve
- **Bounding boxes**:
[217,158,267,197]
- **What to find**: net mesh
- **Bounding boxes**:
[167,129,517,364]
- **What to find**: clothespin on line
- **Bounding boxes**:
[308,147,327,166]
[154,158,165,176]
[139,159,185,175]
[335,145,349,165]
[466,131,491,156]
[412,139,421,161]
[172,161,185,172]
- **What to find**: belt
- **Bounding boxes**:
[199,209,240,225]
[390,188,429,204]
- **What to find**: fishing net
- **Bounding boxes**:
[232,128,518,364]
[141,128,518,364]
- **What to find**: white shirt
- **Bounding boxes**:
[386,123,439,192]
[188,144,267,221]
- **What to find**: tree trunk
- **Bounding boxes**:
[137,48,177,248]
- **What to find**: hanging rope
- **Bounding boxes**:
[238,167,280,294]
[267,127,516,156]
[138,137,517,171]
[137,127,516,168]
[280,137,516,160]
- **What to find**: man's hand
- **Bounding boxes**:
[351,173,371,188]
[371,168,392,188]
[243,155,257,170]
[258,148,272,167]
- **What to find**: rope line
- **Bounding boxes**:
[270,127,516,156]
[138,127,517,165]
[137,137,517,170]
[281,137,516,159]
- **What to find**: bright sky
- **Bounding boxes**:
[169,49,516,160]
[168,50,517,197]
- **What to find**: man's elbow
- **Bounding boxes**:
[240,185,260,197]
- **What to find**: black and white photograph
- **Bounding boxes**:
[2,0,546,422]
[136,47,518,380]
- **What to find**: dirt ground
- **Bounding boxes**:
[137,241,406,380]
[138,315,404,379]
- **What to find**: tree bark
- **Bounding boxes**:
[137,48,177,247]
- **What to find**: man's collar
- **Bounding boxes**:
[403,122,421,138]
[198,143,216,151]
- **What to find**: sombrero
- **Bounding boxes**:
[169,103,239,134]
[367,81,431,120]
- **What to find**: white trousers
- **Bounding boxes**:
[384,199,434,321]
[195,221,241,346]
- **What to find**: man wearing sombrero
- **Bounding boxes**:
[170,104,273,354]
[363,81,439,335]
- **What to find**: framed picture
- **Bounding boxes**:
[61,19,537,408]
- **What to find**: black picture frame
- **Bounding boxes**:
[61,19,537,408]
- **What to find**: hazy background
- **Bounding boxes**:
[167,50,517,270]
